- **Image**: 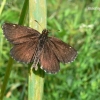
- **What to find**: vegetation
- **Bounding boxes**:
[0,0,100,100]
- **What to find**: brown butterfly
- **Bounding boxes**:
[2,23,77,74]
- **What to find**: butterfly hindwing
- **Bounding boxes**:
[11,39,38,63]
[2,23,40,44]
[40,41,60,73]
[49,37,77,63]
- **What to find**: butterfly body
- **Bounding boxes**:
[2,23,77,74]
[38,29,48,50]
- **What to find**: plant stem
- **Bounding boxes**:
[28,0,46,100]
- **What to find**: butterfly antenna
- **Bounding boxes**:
[34,20,43,30]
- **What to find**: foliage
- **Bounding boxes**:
[0,0,100,100]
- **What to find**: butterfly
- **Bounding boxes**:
[2,23,77,74]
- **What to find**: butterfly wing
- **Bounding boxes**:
[49,37,77,63]
[2,23,40,44]
[10,39,38,63]
[40,41,60,73]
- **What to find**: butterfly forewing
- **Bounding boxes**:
[49,37,77,63]
[40,41,60,73]
[2,23,40,44]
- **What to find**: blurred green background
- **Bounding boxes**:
[0,0,100,100]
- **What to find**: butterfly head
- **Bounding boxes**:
[42,29,49,35]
